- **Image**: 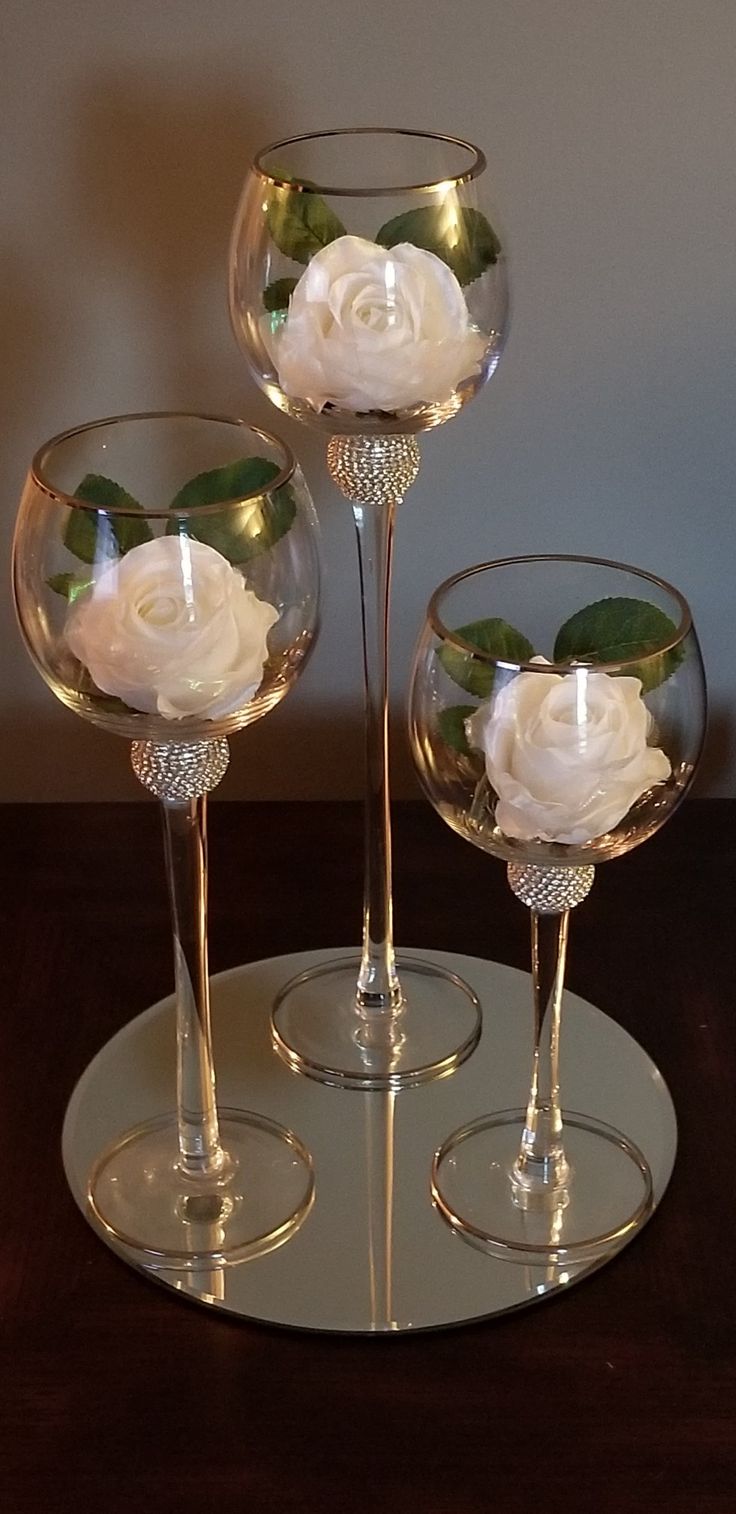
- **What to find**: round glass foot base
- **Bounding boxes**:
[87,1108,314,1269]
[432,1109,653,1266]
[271,954,482,1090]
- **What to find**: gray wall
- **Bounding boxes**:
[3,0,734,800]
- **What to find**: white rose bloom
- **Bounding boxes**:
[466,659,671,844]
[66,535,278,720]
[269,234,488,413]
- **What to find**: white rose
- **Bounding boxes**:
[66,535,278,720]
[269,234,487,413]
[466,660,671,844]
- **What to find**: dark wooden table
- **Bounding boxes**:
[1,800,734,1511]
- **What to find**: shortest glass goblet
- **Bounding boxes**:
[13,412,321,1268]
[409,555,705,1263]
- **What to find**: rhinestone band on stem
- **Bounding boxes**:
[131,739,230,802]
[326,435,420,505]
[507,863,595,914]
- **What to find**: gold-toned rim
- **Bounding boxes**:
[427,554,693,674]
[30,411,296,519]
[252,127,486,197]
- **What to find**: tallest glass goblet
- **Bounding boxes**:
[229,128,509,1087]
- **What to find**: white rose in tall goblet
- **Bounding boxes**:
[268,234,488,414]
[466,659,671,845]
[66,535,279,720]
[229,131,508,1092]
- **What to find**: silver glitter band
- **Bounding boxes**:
[130,739,230,801]
[507,862,595,914]
[326,434,421,505]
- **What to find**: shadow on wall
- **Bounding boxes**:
[67,64,331,486]
[0,250,59,739]
[0,245,57,458]
[2,65,339,800]
[71,65,281,407]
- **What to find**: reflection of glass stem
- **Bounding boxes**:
[326,435,420,1022]
[522,1201,568,1296]
[131,738,231,1191]
[365,1090,396,1331]
[507,863,595,1204]
[181,1221,227,1304]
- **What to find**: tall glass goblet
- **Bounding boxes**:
[229,128,509,1088]
[13,412,321,1268]
[409,555,705,1262]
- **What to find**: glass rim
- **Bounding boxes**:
[426,553,694,675]
[30,410,297,519]
[252,127,487,197]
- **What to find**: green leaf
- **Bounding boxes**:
[439,618,535,699]
[266,186,346,264]
[375,206,501,285]
[47,571,94,603]
[168,457,277,512]
[113,513,154,554]
[553,597,685,692]
[63,473,151,562]
[263,276,298,312]
[167,456,296,563]
[437,705,477,756]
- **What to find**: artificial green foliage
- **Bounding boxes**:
[266,188,347,264]
[439,617,535,699]
[263,277,298,312]
[167,457,296,564]
[376,206,501,285]
[63,473,151,561]
[553,597,684,691]
[437,704,477,755]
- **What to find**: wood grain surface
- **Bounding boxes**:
[1,800,734,1512]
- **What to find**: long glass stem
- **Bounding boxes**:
[352,498,401,1014]
[326,434,421,1020]
[130,738,231,1181]
[160,794,225,1179]
[514,907,570,1191]
[507,863,596,1197]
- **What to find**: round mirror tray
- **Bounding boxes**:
[63,949,676,1334]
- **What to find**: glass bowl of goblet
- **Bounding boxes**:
[229,127,509,1089]
[13,411,321,1268]
[409,555,706,1263]
[229,126,508,435]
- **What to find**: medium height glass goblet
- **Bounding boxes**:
[230,128,509,1088]
[409,555,706,1262]
[13,412,321,1268]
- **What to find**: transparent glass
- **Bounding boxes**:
[229,129,508,1088]
[409,555,706,1261]
[16,413,318,742]
[13,412,321,1267]
[229,128,508,435]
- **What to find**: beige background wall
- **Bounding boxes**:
[2,0,734,800]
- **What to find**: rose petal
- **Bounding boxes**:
[468,664,672,843]
[66,536,279,721]
[268,234,488,414]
